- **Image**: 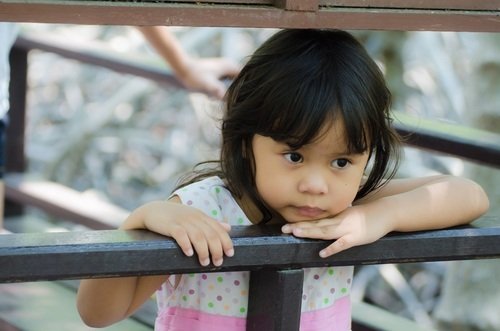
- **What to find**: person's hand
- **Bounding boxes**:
[136,26,241,99]
[123,199,234,267]
[178,57,240,99]
[281,204,391,258]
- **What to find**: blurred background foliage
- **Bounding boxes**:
[16,24,500,330]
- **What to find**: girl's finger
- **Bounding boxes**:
[282,221,317,233]
[291,225,344,240]
[206,220,234,262]
[219,222,232,232]
[169,225,194,257]
[319,236,353,258]
[186,227,211,266]
[282,219,340,233]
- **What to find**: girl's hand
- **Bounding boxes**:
[122,198,234,267]
[281,205,390,258]
[282,175,489,258]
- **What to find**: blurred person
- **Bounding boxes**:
[0,24,240,232]
[0,22,18,233]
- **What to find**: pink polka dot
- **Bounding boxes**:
[234,280,240,286]
[202,274,208,280]
[330,288,336,294]
[217,295,223,301]
[189,289,195,295]
[187,200,193,205]
[314,274,320,280]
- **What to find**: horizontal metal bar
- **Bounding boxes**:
[13,35,500,170]
[393,113,500,168]
[13,36,184,90]
[322,0,500,11]
[0,1,499,31]
[4,173,128,230]
[1,217,499,283]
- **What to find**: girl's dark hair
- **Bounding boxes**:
[179,29,401,223]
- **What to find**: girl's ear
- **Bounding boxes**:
[242,137,251,159]
[359,175,368,189]
[242,140,247,159]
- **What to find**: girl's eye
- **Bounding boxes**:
[331,158,350,169]
[284,152,303,164]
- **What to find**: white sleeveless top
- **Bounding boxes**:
[155,176,353,330]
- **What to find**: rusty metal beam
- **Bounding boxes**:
[0,1,499,32]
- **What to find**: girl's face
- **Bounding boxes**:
[252,119,369,223]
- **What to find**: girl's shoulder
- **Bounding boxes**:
[173,176,226,195]
[173,176,251,225]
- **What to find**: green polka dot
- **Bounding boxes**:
[324,298,329,304]
[341,287,348,294]
[182,295,188,301]
[208,302,214,308]
[328,268,334,276]
[211,210,218,216]
[237,217,244,224]
[217,276,224,283]
[188,273,195,277]
[240,307,246,313]
[215,187,221,194]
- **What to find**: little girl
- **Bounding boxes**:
[77,29,489,330]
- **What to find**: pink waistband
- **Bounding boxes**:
[155,306,246,331]
[155,296,351,331]
[300,296,351,331]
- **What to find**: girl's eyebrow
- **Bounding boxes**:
[327,149,368,158]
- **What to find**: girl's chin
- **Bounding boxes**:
[281,210,337,223]
[283,214,330,224]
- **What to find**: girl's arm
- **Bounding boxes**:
[77,197,233,327]
[356,175,489,232]
[77,275,166,328]
[282,175,489,257]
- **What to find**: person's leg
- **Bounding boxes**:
[0,181,4,231]
[0,119,5,231]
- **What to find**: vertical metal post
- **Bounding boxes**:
[5,42,28,216]
[6,42,27,174]
[247,269,304,331]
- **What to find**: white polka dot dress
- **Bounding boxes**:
[154,177,353,330]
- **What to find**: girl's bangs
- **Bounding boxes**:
[258,80,339,149]
[261,87,372,155]
[341,106,372,155]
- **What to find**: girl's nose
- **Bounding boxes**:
[298,172,328,195]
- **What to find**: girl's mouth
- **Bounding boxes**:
[295,206,325,218]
